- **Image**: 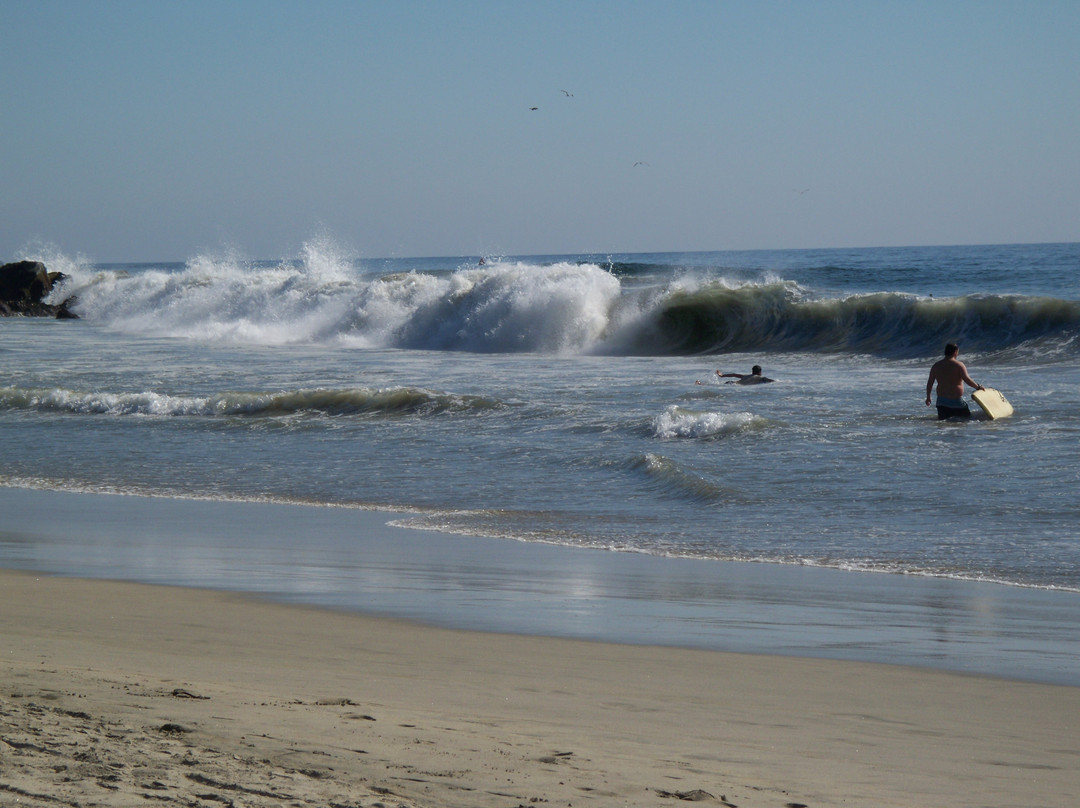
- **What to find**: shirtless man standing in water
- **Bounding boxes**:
[926,343,983,419]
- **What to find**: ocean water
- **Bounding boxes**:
[2,241,1080,680]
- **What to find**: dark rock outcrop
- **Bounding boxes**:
[0,261,78,318]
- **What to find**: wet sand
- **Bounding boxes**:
[3,487,1080,686]
[2,569,1079,808]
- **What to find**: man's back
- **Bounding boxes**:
[929,357,969,399]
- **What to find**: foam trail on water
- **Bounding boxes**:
[0,386,503,419]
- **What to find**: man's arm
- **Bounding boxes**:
[717,371,746,379]
[959,362,984,391]
[925,369,936,406]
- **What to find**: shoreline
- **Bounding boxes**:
[3,486,1080,686]
[3,568,1079,807]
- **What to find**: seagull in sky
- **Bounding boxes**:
[561,89,573,97]
[529,106,539,111]
[633,161,649,167]
[793,188,810,195]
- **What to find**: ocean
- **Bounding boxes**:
[3,241,1079,683]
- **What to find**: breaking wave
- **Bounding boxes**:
[642,285,1080,358]
[652,405,763,439]
[43,245,1080,359]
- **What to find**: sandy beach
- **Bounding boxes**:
[2,569,1078,808]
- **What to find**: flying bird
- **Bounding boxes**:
[529,106,539,111]
[793,188,810,195]
[561,89,573,97]
[633,161,649,167]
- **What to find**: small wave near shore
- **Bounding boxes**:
[0,385,502,419]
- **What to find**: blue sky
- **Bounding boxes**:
[3,0,1078,262]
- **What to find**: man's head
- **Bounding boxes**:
[944,343,959,358]
[751,365,762,375]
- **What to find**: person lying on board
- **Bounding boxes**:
[716,365,775,384]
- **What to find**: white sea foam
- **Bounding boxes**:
[55,246,626,353]
[348,260,622,353]
[58,241,361,344]
[652,405,761,439]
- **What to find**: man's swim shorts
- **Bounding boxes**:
[936,396,971,420]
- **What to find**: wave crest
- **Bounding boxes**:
[627,453,729,503]
[641,285,1080,358]
[0,386,501,419]
[652,404,762,439]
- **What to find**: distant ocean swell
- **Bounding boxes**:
[53,259,1080,358]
